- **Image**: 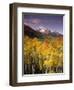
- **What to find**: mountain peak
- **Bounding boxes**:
[24,24,63,39]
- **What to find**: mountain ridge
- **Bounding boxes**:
[24,24,63,39]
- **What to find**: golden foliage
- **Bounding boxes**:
[24,35,63,73]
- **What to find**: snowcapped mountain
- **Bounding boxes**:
[24,24,63,39]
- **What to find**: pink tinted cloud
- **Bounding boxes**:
[31,19,41,24]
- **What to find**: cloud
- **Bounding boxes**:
[31,19,41,24]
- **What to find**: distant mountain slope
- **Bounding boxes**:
[24,24,63,39]
[24,24,44,38]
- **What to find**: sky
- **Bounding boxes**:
[23,13,63,34]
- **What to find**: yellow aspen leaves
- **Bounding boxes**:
[24,35,63,73]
